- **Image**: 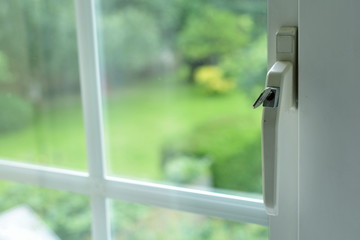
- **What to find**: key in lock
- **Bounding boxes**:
[253,87,280,109]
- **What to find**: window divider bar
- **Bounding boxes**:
[105,177,268,226]
[75,0,106,179]
[74,0,110,239]
[0,159,268,226]
[0,159,90,195]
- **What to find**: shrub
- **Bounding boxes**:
[219,34,267,93]
[0,93,33,133]
[162,115,262,193]
[0,52,12,83]
[194,65,235,94]
[0,183,91,240]
[178,7,251,62]
[164,155,212,185]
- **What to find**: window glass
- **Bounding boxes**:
[0,0,87,170]
[111,200,268,240]
[97,0,267,193]
[0,181,91,240]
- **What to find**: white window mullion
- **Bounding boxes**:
[0,159,90,195]
[0,158,268,226]
[74,0,110,239]
[105,177,268,226]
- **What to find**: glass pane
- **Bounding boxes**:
[0,1,87,170]
[0,181,91,240]
[98,0,266,194]
[111,200,267,240]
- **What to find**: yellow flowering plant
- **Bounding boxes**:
[194,65,235,94]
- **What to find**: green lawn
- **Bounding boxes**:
[106,85,261,181]
[0,84,261,185]
[0,95,88,169]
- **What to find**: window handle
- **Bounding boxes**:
[261,61,295,216]
[255,27,297,216]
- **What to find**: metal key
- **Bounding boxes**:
[253,87,280,109]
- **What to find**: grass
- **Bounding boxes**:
[105,84,261,181]
[0,95,87,169]
[0,83,261,182]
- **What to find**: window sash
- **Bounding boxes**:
[0,0,268,239]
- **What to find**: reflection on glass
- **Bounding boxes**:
[98,0,267,193]
[0,1,87,170]
[0,181,91,240]
[111,200,268,240]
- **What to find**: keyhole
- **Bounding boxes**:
[266,91,275,101]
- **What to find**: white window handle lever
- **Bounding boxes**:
[254,26,297,216]
[260,61,295,216]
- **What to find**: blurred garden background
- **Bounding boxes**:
[0,0,267,239]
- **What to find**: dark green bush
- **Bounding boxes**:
[163,155,212,185]
[0,93,33,133]
[162,115,262,193]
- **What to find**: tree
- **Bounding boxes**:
[0,0,80,103]
[100,7,163,86]
[177,6,253,83]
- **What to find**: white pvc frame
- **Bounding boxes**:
[0,0,268,239]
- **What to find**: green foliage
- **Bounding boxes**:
[178,6,252,61]
[102,7,163,83]
[220,34,267,92]
[0,0,80,96]
[164,115,262,193]
[0,183,91,240]
[164,155,211,184]
[0,52,12,82]
[193,117,262,192]
[0,93,33,133]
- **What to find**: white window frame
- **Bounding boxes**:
[0,0,301,239]
[0,0,306,240]
[267,0,298,239]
